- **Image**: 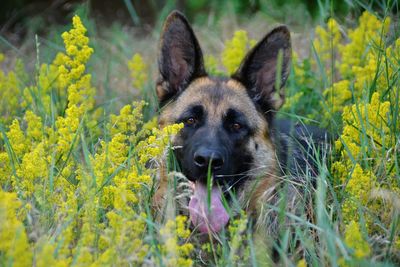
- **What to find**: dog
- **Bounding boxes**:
[153,11,328,240]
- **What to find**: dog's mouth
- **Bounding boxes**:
[188,181,230,234]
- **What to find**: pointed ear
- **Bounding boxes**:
[156,11,206,105]
[232,26,291,117]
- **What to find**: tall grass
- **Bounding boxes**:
[0,4,399,267]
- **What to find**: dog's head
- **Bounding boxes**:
[156,11,291,233]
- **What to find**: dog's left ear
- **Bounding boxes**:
[157,11,206,106]
[232,26,291,117]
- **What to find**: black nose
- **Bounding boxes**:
[194,148,224,171]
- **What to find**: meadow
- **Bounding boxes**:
[0,2,399,266]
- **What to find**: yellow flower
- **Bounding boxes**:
[339,11,390,77]
[15,142,48,197]
[337,92,391,161]
[351,38,399,99]
[297,259,307,267]
[0,152,12,185]
[137,123,183,165]
[333,91,396,230]
[323,80,352,118]
[21,63,60,114]
[228,211,249,264]
[158,215,193,267]
[344,221,371,259]
[97,211,148,265]
[0,68,21,124]
[221,30,255,74]
[0,190,32,267]
[205,54,224,76]
[341,164,376,221]
[6,119,27,157]
[35,242,70,267]
[55,15,95,158]
[25,110,43,141]
[313,18,341,64]
[109,101,145,141]
[282,91,304,112]
[128,53,148,91]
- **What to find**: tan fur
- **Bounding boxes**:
[155,77,279,222]
[154,13,296,240]
[160,77,266,129]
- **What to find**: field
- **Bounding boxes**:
[0,1,399,266]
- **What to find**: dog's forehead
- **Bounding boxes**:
[175,77,259,118]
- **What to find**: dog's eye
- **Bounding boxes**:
[186,117,196,125]
[232,123,242,131]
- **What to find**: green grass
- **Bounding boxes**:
[0,2,399,266]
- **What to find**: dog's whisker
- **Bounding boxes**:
[214,165,270,178]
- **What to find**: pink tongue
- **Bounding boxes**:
[188,182,230,233]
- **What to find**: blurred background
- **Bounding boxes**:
[0,0,398,110]
[1,0,397,42]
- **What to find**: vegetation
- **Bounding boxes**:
[0,3,399,266]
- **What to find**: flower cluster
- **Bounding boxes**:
[332,91,396,235]
[0,10,399,266]
[283,11,399,260]
[313,18,342,64]
[136,122,184,165]
[157,215,194,267]
[0,55,24,124]
[344,220,371,259]
[0,15,192,267]
[0,190,32,267]
[339,12,390,77]
[221,30,256,74]
[55,15,95,158]
[315,12,399,260]
[128,53,148,91]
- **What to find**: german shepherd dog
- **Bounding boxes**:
[153,11,328,242]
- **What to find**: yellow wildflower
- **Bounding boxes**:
[313,18,341,64]
[344,221,371,259]
[158,215,193,267]
[323,79,352,117]
[137,123,183,164]
[15,142,48,197]
[351,38,399,99]
[339,11,390,77]
[337,92,391,160]
[55,15,95,158]
[0,190,32,267]
[205,54,224,76]
[221,30,254,74]
[228,211,249,264]
[25,110,43,141]
[6,119,27,157]
[35,242,70,267]
[341,164,376,222]
[109,101,145,141]
[21,63,59,114]
[128,53,148,91]
[297,259,307,267]
[0,70,21,124]
[0,152,12,185]
[97,211,148,265]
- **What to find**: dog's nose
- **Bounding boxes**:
[194,148,224,171]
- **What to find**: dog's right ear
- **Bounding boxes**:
[157,11,206,106]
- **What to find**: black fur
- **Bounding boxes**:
[157,11,207,106]
[273,119,330,180]
[175,103,255,186]
[155,12,331,250]
[232,26,291,123]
